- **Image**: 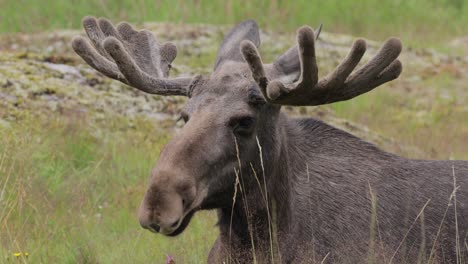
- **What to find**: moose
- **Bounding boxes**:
[72,17,467,263]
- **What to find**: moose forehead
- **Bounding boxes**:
[185,63,264,113]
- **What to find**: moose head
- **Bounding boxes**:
[72,17,401,237]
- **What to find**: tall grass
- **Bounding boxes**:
[1,0,467,45]
[0,114,217,263]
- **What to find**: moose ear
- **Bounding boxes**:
[268,45,301,83]
[214,19,260,71]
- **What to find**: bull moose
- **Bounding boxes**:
[72,17,468,263]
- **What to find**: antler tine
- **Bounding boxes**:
[317,39,367,90]
[98,18,123,44]
[242,25,402,106]
[240,41,268,90]
[297,26,319,86]
[103,37,189,95]
[82,17,111,59]
[72,36,127,83]
[343,38,402,92]
[72,16,192,96]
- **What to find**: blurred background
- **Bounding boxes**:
[0,0,467,46]
[0,0,467,263]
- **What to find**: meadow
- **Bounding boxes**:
[0,0,467,47]
[0,114,218,263]
[0,0,467,263]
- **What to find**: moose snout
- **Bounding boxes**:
[137,185,186,236]
[138,211,180,234]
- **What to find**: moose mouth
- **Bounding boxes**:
[164,210,196,237]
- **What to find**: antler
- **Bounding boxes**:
[241,26,402,106]
[72,16,192,96]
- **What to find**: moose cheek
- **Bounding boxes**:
[198,173,237,209]
[179,185,197,209]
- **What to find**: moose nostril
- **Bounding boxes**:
[149,223,160,233]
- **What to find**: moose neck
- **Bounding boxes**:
[215,112,401,260]
[216,112,295,258]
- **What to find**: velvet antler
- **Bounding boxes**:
[241,26,402,106]
[72,16,192,96]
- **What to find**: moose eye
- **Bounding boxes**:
[231,116,255,136]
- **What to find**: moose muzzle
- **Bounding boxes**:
[137,180,187,236]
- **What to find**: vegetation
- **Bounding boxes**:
[1,0,467,46]
[0,114,217,263]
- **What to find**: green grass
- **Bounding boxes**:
[0,114,217,263]
[330,86,468,160]
[1,0,467,46]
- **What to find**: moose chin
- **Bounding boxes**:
[73,16,467,264]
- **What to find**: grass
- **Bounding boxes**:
[0,113,217,263]
[330,80,467,160]
[0,0,467,47]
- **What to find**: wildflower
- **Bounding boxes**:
[13,252,29,258]
[166,255,175,264]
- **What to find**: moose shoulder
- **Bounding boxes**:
[73,17,468,263]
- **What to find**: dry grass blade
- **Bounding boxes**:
[320,252,330,264]
[315,23,323,41]
[255,137,276,263]
[389,199,431,263]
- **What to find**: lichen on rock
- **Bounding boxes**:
[1,22,466,157]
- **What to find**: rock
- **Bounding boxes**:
[0,119,10,128]
[44,62,82,78]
